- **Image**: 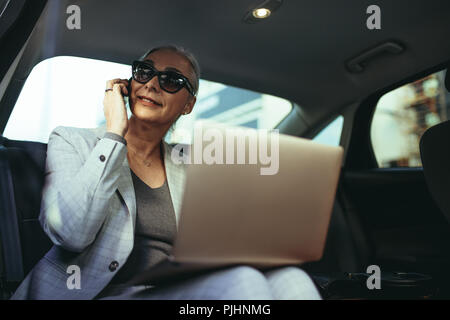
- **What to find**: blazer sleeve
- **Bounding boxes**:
[39,126,127,252]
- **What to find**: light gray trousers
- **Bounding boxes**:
[98,266,322,300]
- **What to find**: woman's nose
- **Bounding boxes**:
[144,74,161,93]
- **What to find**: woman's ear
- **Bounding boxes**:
[183,96,196,115]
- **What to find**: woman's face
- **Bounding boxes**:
[129,49,196,127]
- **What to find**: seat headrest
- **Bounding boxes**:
[0,136,47,171]
[420,120,450,223]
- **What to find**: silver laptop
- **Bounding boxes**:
[130,124,343,285]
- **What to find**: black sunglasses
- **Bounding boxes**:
[131,60,195,96]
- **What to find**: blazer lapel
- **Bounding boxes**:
[94,125,186,229]
[162,140,186,228]
[116,157,137,228]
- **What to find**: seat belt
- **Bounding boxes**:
[0,145,25,284]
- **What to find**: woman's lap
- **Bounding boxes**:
[98,265,321,300]
[264,266,322,300]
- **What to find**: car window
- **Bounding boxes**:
[371,70,449,168]
[312,115,343,146]
[3,56,293,144]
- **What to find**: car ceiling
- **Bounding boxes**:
[11,0,450,123]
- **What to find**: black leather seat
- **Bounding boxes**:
[0,136,52,296]
[420,119,450,224]
[420,68,450,222]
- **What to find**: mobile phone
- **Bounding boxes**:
[124,77,132,97]
[123,77,132,108]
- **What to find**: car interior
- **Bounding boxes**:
[1,0,450,299]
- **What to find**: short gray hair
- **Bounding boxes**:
[140,45,200,96]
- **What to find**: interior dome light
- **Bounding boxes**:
[252,8,271,19]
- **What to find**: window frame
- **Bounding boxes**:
[345,62,449,171]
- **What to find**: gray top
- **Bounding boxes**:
[103,132,177,285]
[110,171,177,285]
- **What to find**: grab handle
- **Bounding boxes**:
[346,41,404,73]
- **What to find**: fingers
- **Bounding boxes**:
[106,78,129,96]
[106,78,119,89]
[103,83,128,109]
[113,83,128,96]
[106,78,129,89]
[121,82,129,96]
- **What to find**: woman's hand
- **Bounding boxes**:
[103,78,130,137]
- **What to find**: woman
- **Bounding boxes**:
[11,45,321,300]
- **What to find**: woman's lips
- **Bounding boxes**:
[137,96,162,107]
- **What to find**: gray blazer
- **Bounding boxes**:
[11,125,186,299]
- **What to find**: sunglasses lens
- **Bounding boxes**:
[159,73,185,93]
[133,62,154,83]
